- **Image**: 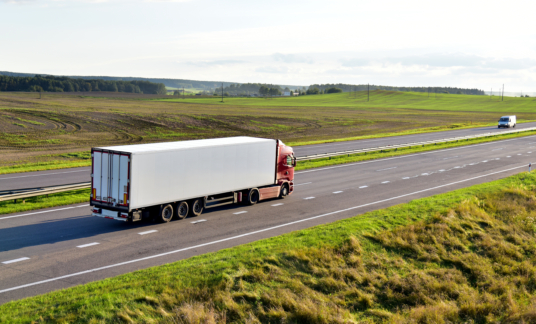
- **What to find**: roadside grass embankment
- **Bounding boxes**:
[0,188,89,216]
[3,173,536,323]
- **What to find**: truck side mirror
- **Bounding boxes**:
[292,155,297,167]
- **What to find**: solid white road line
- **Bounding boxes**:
[296,134,536,175]
[191,219,207,224]
[333,191,343,194]
[0,204,90,221]
[0,164,527,295]
[294,182,312,186]
[77,243,100,248]
[359,185,369,188]
[233,211,247,215]
[2,257,30,265]
[138,230,158,235]
[271,203,284,207]
[0,169,88,180]
[381,181,390,184]
[376,167,397,171]
[304,197,315,200]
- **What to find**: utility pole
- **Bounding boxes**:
[490,88,492,100]
[183,87,185,100]
[367,83,369,102]
[502,84,504,101]
[428,87,430,98]
[221,83,224,103]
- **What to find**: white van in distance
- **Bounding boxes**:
[498,115,516,128]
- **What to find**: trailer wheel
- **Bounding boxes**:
[189,199,204,217]
[159,204,174,223]
[247,188,260,205]
[279,183,289,199]
[176,201,188,220]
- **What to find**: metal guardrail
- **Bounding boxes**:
[296,126,536,161]
[3,126,536,202]
[0,182,91,202]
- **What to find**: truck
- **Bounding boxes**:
[498,115,516,128]
[90,137,296,222]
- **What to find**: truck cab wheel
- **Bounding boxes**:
[279,184,289,199]
[247,188,260,205]
[189,199,204,217]
[159,204,174,223]
[176,201,188,220]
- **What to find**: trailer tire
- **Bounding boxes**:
[247,188,260,205]
[189,199,204,217]
[176,201,188,220]
[159,204,174,223]
[279,183,289,199]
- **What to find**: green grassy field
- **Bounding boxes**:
[1,91,534,171]
[2,172,536,323]
[159,90,536,112]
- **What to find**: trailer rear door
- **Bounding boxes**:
[92,150,130,207]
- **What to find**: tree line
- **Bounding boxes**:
[0,75,167,94]
[309,83,485,95]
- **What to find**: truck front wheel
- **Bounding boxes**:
[176,201,188,219]
[189,199,204,217]
[279,183,289,198]
[158,204,174,223]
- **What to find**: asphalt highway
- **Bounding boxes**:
[1,122,535,191]
[1,134,536,303]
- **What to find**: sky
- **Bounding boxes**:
[1,0,535,91]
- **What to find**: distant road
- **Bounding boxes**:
[2,130,535,303]
[1,122,535,191]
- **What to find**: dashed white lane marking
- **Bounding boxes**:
[492,148,503,151]
[0,169,88,180]
[421,173,429,175]
[359,185,369,188]
[518,154,522,155]
[0,204,89,221]
[294,182,312,186]
[529,152,532,154]
[333,191,343,194]
[402,177,410,179]
[2,257,30,265]
[0,165,526,295]
[138,230,158,235]
[381,181,390,184]
[271,203,284,207]
[376,167,397,171]
[482,161,488,163]
[439,169,446,171]
[191,219,207,224]
[233,211,247,215]
[304,197,315,200]
[77,242,100,248]
[507,156,512,158]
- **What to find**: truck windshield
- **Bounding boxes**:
[500,117,509,121]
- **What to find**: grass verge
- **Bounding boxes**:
[296,128,536,171]
[2,172,536,323]
[0,188,89,215]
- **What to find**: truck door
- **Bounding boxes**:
[92,151,130,206]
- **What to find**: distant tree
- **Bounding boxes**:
[284,87,290,92]
[306,87,320,95]
[326,87,343,94]
[456,90,462,94]
[224,92,229,97]
[269,88,281,96]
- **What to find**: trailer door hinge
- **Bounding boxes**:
[91,173,93,177]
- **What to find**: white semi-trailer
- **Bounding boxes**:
[90,137,296,222]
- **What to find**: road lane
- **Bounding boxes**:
[3,122,536,190]
[1,134,535,303]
